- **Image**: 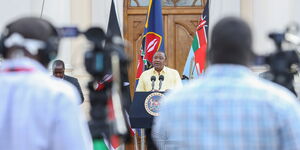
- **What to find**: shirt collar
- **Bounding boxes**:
[0,57,47,73]
[152,66,167,75]
[205,64,253,77]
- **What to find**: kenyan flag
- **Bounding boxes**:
[182,1,209,79]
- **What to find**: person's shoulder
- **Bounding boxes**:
[250,77,300,111]
[140,68,154,77]
[162,78,203,105]
[253,77,295,99]
[143,68,155,73]
[64,75,78,82]
[165,66,179,74]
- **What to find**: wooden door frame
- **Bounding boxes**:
[124,0,207,41]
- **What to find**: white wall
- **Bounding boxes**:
[252,0,294,55]
[0,0,72,35]
[40,0,72,69]
[208,0,241,49]
[91,0,123,34]
[0,0,73,69]
[209,0,240,29]
[0,0,32,30]
[241,0,300,55]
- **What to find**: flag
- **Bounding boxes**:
[106,0,131,117]
[135,0,165,83]
[182,1,209,79]
[96,0,134,149]
[107,0,121,38]
[133,0,164,137]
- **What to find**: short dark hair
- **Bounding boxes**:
[208,17,254,66]
[52,59,65,69]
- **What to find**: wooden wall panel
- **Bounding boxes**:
[125,15,146,96]
[173,15,200,74]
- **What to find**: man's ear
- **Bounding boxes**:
[163,58,167,65]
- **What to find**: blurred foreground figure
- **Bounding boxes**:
[0,17,92,150]
[153,17,300,150]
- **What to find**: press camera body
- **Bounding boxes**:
[260,25,300,95]
[59,27,130,141]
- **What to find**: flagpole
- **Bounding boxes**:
[133,0,165,149]
[141,129,145,150]
[189,56,195,79]
[133,129,139,150]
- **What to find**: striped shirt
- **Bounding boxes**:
[153,64,300,150]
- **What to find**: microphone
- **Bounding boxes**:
[158,75,164,91]
[151,76,156,91]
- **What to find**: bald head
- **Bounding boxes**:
[52,60,65,78]
[208,17,254,66]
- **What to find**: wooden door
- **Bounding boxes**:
[124,0,206,97]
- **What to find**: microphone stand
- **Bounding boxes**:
[142,76,156,150]
[151,80,155,91]
[158,75,164,91]
[151,76,156,91]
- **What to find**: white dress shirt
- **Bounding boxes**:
[0,58,92,150]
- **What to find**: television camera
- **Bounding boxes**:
[260,24,300,95]
[59,27,131,147]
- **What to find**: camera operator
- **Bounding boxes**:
[153,17,300,149]
[0,17,92,150]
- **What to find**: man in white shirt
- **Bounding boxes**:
[0,17,92,150]
[136,51,182,92]
[136,51,182,150]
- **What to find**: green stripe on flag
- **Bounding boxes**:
[93,139,109,150]
[191,35,199,53]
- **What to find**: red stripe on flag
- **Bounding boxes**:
[110,135,120,149]
[195,17,207,73]
[136,52,144,79]
[194,45,206,74]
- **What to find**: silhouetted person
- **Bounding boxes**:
[0,17,92,150]
[153,17,300,150]
[52,59,84,103]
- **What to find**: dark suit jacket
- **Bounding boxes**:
[64,75,84,103]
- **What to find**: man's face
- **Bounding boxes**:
[53,66,65,79]
[152,52,166,72]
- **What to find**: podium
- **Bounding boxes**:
[129,92,164,128]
